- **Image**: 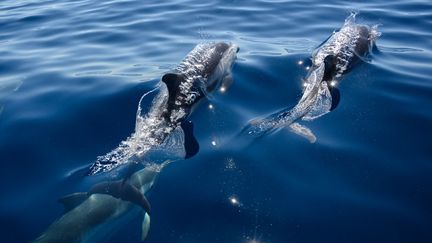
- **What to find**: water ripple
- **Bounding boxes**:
[1,0,432,242]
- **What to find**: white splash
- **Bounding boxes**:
[91,85,178,174]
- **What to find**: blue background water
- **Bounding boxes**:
[1,0,432,242]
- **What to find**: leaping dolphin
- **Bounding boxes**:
[33,162,167,243]
[243,13,379,142]
[90,42,239,174]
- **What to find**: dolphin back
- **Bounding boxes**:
[88,180,151,215]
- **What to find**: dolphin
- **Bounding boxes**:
[90,42,239,174]
[243,13,379,142]
[33,163,167,243]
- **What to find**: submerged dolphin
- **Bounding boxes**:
[244,13,379,142]
[33,163,167,243]
[90,42,239,174]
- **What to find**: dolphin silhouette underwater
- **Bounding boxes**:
[243,13,380,142]
[33,163,164,243]
[90,42,239,174]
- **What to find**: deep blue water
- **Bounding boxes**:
[1,0,432,242]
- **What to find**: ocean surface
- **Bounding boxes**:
[1,0,432,242]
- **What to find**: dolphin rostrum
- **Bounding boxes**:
[90,42,239,174]
[243,13,379,142]
[33,162,168,243]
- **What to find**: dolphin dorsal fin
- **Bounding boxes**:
[323,55,336,81]
[58,192,89,212]
[162,73,183,99]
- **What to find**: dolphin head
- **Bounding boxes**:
[353,25,373,58]
[223,42,240,67]
[204,42,238,92]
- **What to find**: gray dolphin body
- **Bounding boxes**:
[161,42,239,124]
[33,165,161,243]
[90,42,239,174]
[244,14,379,142]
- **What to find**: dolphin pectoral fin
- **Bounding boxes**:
[180,120,200,159]
[141,212,151,241]
[289,123,317,143]
[329,86,340,111]
[303,81,332,121]
[58,192,89,212]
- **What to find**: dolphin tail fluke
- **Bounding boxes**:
[288,122,317,143]
[141,212,151,241]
